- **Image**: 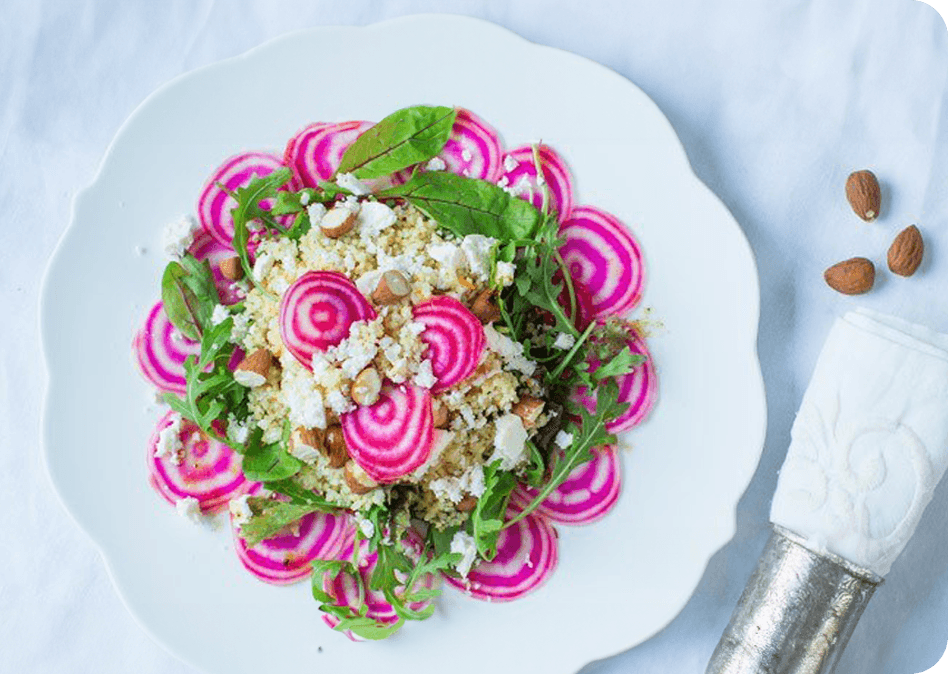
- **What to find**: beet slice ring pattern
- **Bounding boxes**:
[279,271,376,369]
[232,491,355,586]
[499,144,574,222]
[412,296,485,393]
[574,331,657,434]
[133,301,201,395]
[442,508,558,602]
[511,445,622,525]
[197,151,293,247]
[284,120,374,187]
[559,205,645,318]
[320,531,437,641]
[147,411,248,513]
[341,383,434,483]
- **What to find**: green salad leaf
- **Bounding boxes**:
[376,171,542,241]
[238,498,332,547]
[160,254,217,342]
[467,461,517,559]
[240,426,303,483]
[336,105,457,180]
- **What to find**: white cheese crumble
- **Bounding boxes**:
[489,413,528,469]
[210,304,229,326]
[162,214,198,259]
[227,416,250,444]
[553,332,576,350]
[336,172,370,196]
[554,430,575,449]
[495,261,516,287]
[299,191,311,206]
[357,202,398,240]
[229,494,253,527]
[460,148,473,162]
[155,415,183,464]
[281,369,327,429]
[176,496,202,524]
[460,234,496,282]
[429,463,484,504]
[425,156,447,171]
[306,202,327,226]
[252,250,275,283]
[234,369,267,388]
[503,155,519,172]
[412,359,437,389]
[450,531,478,578]
[484,325,537,376]
[357,517,376,539]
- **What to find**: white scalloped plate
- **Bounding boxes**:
[41,14,765,674]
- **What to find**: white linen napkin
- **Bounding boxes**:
[771,308,948,576]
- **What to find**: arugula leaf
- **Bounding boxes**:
[229,168,293,282]
[239,498,331,547]
[376,171,542,241]
[337,106,457,180]
[162,318,246,439]
[240,427,303,483]
[160,255,217,341]
[467,461,516,560]
[592,348,646,381]
[505,379,628,528]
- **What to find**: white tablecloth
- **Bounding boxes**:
[5,1,948,672]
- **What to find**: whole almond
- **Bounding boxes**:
[218,256,244,281]
[371,270,411,305]
[233,348,272,387]
[512,396,545,429]
[350,367,382,406]
[470,288,502,324]
[320,206,357,238]
[845,170,881,222]
[324,424,349,468]
[887,225,924,277]
[824,257,875,295]
[344,460,378,495]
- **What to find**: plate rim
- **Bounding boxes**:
[40,12,767,673]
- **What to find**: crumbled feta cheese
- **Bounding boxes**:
[554,430,575,449]
[210,304,230,326]
[155,415,183,464]
[425,156,447,171]
[336,172,370,196]
[490,413,528,469]
[176,496,202,524]
[357,202,397,239]
[162,215,198,259]
[229,494,253,527]
[332,319,380,379]
[460,234,497,282]
[289,440,321,464]
[306,202,327,227]
[299,191,311,206]
[252,250,275,283]
[412,359,437,389]
[230,312,250,342]
[234,369,267,388]
[282,370,327,429]
[553,332,576,350]
[503,155,519,172]
[497,175,510,188]
[326,389,355,415]
[170,329,184,344]
[508,176,532,197]
[357,517,376,539]
[460,148,473,162]
[495,261,516,287]
[450,531,478,578]
[484,325,537,376]
[227,416,250,444]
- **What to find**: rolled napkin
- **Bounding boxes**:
[708,308,948,674]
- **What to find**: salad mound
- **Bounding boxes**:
[134,105,657,640]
